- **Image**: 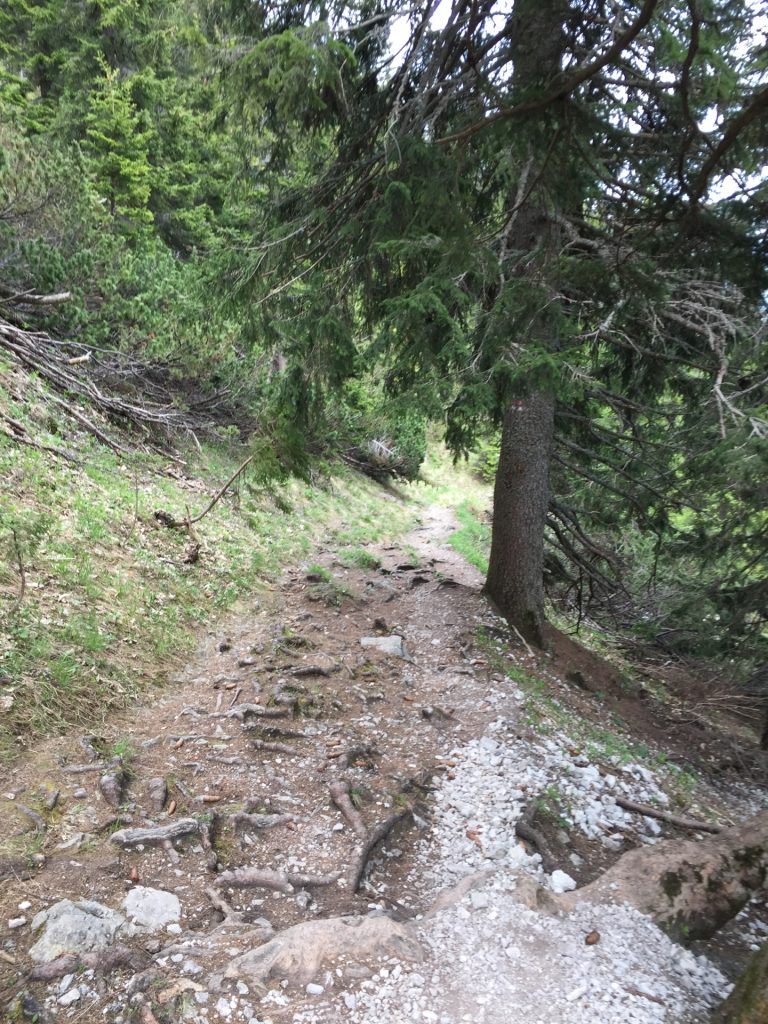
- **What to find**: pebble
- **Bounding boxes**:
[306,983,324,995]
[59,988,81,1007]
[18,901,32,911]
[7,917,26,929]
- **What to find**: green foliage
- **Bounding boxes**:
[84,61,153,230]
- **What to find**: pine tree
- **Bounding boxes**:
[222,0,767,650]
[83,61,153,231]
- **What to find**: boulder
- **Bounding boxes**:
[29,899,131,963]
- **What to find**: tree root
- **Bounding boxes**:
[514,801,557,874]
[223,913,423,989]
[231,811,295,832]
[216,866,341,893]
[350,810,410,893]
[329,780,367,838]
[27,944,147,981]
[110,818,200,848]
[614,796,723,834]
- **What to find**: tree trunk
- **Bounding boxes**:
[713,939,768,1024]
[485,392,555,648]
[482,0,567,649]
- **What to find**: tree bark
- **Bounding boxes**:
[483,0,567,648]
[485,391,555,648]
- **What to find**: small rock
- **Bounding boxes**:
[585,930,601,945]
[550,870,577,894]
[360,635,412,660]
[8,917,26,929]
[215,996,233,1017]
[147,778,168,812]
[73,788,87,799]
[469,892,490,910]
[59,988,81,1007]
[99,772,125,808]
[306,983,324,996]
[59,974,74,995]
[343,992,357,1010]
[17,901,32,912]
[122,887,181,931]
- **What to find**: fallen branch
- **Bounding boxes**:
[614,796,723,834]
[6,529,26,618]
[154,454,254,529]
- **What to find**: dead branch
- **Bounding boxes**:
[154,454,254,529]
[329,780,367,838]
[614,796,723,834]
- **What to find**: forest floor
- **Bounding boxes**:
[1,490,767,1024]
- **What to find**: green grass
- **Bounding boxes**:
[446,502,491,573]
[0,384,418,762]
[337,546,382,570]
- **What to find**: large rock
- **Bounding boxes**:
[29,888,183,963]
[29,900,131,963]
[123,886,181,930]
[558,810,768,941]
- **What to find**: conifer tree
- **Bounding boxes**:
[84,62,154,231]
[224,0,767,650]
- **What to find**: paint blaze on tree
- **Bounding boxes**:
[225,0,767,650]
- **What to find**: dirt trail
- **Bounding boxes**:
[0,502,766,1024]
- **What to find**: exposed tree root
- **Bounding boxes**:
[223,913,424,989]
[216,867,341,893]
[329,780,367,838]
[26,944,147,981]
[515,801,557,874]
[556,809,768,941]
[614,796,723,834]
[350,810,410,893]
[110,818,200,848]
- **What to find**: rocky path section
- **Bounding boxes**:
[0,503,766,1024]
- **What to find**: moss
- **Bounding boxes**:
[661,870,682,902]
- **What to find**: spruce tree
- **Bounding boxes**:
[221,0,766,651]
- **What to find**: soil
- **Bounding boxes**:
[0,501,766,1023]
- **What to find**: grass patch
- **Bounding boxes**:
[446,502,491,573]
[0,376,418,762]
[337,546,382,570]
